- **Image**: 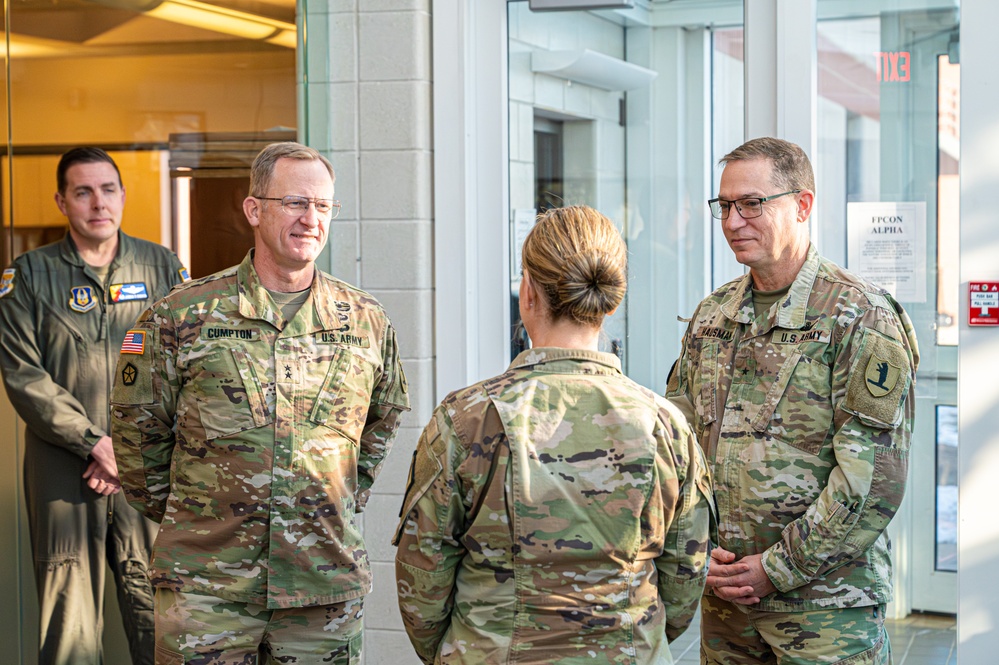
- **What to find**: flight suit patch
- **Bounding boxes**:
[179,267,191,282]
[109,282,149,302]
[0,268,15,298]
[68,286,97,313]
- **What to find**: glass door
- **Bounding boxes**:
[816,3,959,614]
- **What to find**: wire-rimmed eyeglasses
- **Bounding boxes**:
[257,195,342,219]
[708,190,800,220]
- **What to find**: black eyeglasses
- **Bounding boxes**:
[708,190,800,220]
[257,195,342,219]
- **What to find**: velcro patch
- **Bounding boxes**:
[121,330,146,354]
[772,328,831,345]
[844,328,911,429]
[109,282,149,302]
[0,268,15,298]
[314,331,370,348]
[695,326,734,341]
[202,327,258,341]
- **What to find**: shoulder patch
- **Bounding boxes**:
[844,328,911,429]
[121,329,146,354]
[0,268,15,298]
[179,266,191,282]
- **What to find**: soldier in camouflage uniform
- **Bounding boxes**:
[110,142,409,664]
[395,205,712,664]
[666,138,919,664]
[0,147,187,665]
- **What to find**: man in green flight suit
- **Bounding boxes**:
[667,137,919,664]
[0,147,189,665]
[110,142,410,663]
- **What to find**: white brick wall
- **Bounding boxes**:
[305,2,432,664]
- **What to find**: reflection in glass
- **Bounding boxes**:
[936,405,958,572]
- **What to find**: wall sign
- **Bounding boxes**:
[847,201,927,303]
[970,282,999,326]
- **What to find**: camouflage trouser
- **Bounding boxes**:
[24,436,157,665]
[154,589,364,664]
[700,595,891,665]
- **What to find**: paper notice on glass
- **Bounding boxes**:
[847,201,926,303]
[511,208,537,279]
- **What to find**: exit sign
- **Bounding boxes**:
[875,51,911,82]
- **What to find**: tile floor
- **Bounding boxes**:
[669,610,956,664]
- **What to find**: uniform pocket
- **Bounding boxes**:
[194,348,271,440]
[755,352,833,455]
[309,346,375,443]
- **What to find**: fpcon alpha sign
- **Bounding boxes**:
[970,282,999,326]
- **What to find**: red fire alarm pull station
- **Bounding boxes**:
[969,282,999,326]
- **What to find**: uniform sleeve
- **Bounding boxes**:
[110,301,181,522]
[393,407,466,665]
[356,322,411,510]
[0,260,102,458]
[761,300,918,592]
[665,320,697,424]
[655,403,713,641]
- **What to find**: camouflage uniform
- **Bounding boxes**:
[0,231,186,665]
[665,245,919,663]
[395,348,713,665]
[110,251,409,658]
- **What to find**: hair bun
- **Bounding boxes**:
[555,249,625,326]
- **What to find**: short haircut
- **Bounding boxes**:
[57,147,122,194]
[521,205,627,327]
[719,137,815,192]
[249,142,335,197]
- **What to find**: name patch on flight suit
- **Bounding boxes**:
[695,326,734,341]
[315,331,370,348]
[771,328,831,345]
[68,286,97,313]
[201,327,259,341]
[179,267,191,282]
[0,268,15,298]
[109,282,149,302]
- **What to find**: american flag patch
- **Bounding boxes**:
[121,330,146,354]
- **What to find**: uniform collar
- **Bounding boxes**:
[236,249,336,334]
[58,230,134,268]
[508,347,623,374]
[720,243,820,331]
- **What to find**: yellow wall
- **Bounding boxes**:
[5,151,166,245]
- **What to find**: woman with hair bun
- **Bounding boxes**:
[394,205,712,665]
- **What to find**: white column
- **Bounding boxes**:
[743,0,816,160]
[959,0,999,660]
[433,0,511,398]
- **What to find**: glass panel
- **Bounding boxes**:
[935,405,958,572]
[816,0,959,614]
[507,1,628,363]
[711,26,746,289]
[937,54,959,346]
